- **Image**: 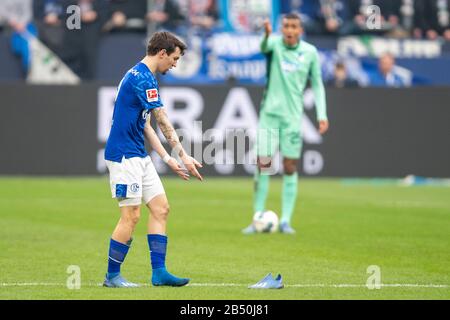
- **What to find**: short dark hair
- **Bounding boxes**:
[146,31,187,56]
[283,12,302,25]
[335,61,346,70]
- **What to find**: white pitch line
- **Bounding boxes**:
[190,283,449,288]
[0,283,64,287]
[286,284,449,288]
[0,283,448,289]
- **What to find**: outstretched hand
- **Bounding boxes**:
[167,157,190,181]
[263,19,272,37]
[182,156,203,181]
[319,120,329,135]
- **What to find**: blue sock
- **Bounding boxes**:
[107,238,131,279]
[147,234,167,269]
[147,234,189,286]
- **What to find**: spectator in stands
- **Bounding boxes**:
[146,0,186,33]
[326,61,360,88]
[424,0,450,41]
[33,0,65,56]
[0,6,5,32]
[60,0,109,80]
[0,0,36,75]
[316,0,355,35]
[369,53,409,87]
[288,0,323,35]
[346,0,399,35]
[382,0,427,38]
[103,0,147,33]
[177,0,219,34]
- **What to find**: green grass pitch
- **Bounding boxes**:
[0,177,449,300]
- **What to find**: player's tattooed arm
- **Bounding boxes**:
[144,119,167,159]
[144,120,190,181]
[152,107,185,158]
[152,107,203,181]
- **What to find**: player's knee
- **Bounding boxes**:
[258,162,272,170]
[284,166,296,175]
[152,203,170,222]
[257,157,272,170]
[283,162,297,175]
[122,206,141,226]
[130,213,141,226]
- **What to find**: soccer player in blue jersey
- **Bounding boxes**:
[103,31,203,288]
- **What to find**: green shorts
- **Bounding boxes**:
[256,111,303,159]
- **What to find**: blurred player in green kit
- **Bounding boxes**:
[243,13,329,234]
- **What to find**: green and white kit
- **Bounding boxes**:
[257,35,328,159]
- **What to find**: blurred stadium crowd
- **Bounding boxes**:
[1,0,450,85]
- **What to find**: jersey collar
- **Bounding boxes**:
[139,61,154,75]
[283,39,300,50]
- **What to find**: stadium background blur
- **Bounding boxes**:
[0,0,449,301]
[2,0,450,84]
[0,0,449,178]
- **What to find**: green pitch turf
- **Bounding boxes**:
[0,177,449,300]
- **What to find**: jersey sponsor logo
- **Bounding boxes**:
[130,183,140,193]
[281,60,299,73]
[146,89,159,103]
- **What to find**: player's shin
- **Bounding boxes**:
[147,234,167,270]
[107,238,132,279]
[112,205,141,243]
[147,234,189,286]
[281,172,298,225]
[254,168,271,213]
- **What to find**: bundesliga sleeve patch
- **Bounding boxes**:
[146,89,159,103]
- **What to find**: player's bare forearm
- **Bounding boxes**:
[311,78,328,126]
[152,108,203,181]
[144,118,190,181]
[263,19,272,37]
[260,19,273,53]
[143,120,169,159]
[152,107,186,159]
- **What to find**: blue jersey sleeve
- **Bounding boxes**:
[133,77,163,110]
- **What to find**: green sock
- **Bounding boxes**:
[281,173,298,224]
[253,170,270,213]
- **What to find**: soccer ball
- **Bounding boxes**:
[253,210,279,233]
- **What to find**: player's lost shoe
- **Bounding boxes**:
[273,274,284,288]
[103,273,140,288]
[241,223,257,234]
[152,268,190,287]
[248,273,284,289]
[279,222,296,234]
